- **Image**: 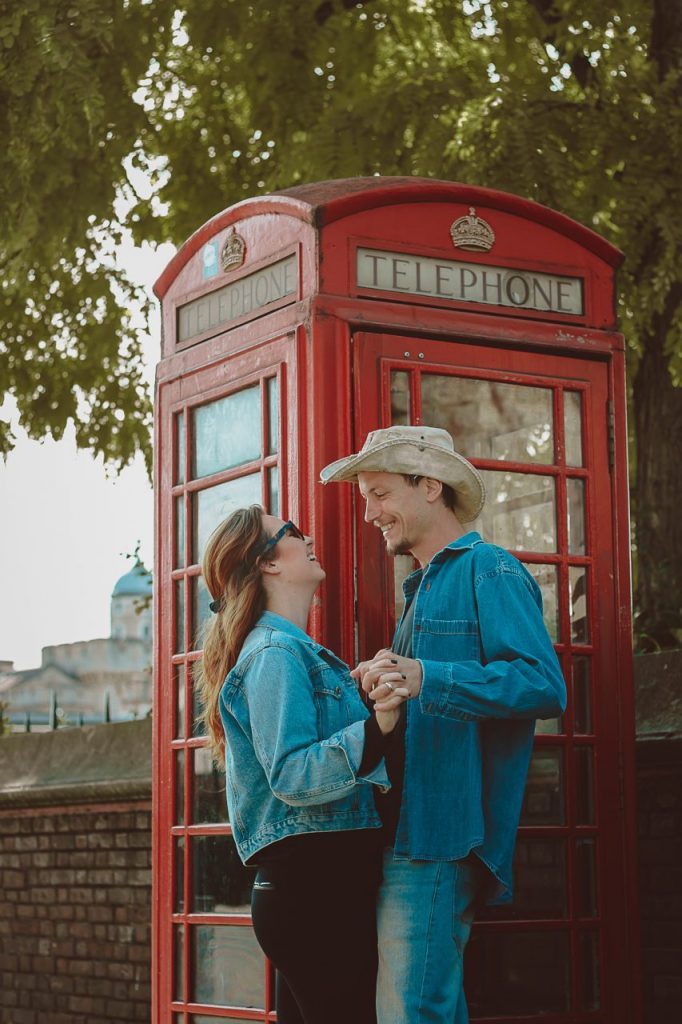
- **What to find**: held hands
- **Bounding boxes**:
[351,649,423,733]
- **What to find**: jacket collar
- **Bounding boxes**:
[402,531,484,594]
[252,610,346,666]
[256,610,315,645]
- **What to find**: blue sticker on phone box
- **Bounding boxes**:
[202,241,219,279]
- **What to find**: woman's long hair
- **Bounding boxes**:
[195,505,269,761]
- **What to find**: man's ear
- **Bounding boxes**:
[422,477,443,504]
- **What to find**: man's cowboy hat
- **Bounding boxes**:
[320,425,485,523]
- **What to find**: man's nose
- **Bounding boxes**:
[363,498,376,523]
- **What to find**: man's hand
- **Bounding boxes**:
[352,648,423,709]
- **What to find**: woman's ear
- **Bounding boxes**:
[259,558,281,577]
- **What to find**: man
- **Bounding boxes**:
[320,425,566,1024]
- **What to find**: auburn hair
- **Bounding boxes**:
[195,505,269,761]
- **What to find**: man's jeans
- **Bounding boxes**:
[376,849,481,1023]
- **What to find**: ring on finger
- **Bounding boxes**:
[384,680,396,693]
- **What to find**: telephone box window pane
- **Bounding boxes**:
[535,714,561,735]
[525,564,559,642]
[421,375,553,463]
[575,747,596,825]
[567,478,586,555]
[267,376,278,454]
[512,838,567,919]
[174,836,185,913]
[193,473,262,564]
[174,925,184,1002]
[193,746,227,825]
[268,466,280,516]
[573,657,593,734]
[466,930,570,1015]
[565,391,584,466]
[175,750,185,826]
[192,670,207,738]
[190,925,264,1008]
[521,747,564,825]
[476,471,556,552]
[390,370,411,425]
[176,413,185,485]
[192,574,211,647]
[569,566,590,643]
[576,838,598,918]
[580,931,601,1009]
[175,497,185,569]
[191,834,256,913]
[192,386,262,479]
[174,666,186,739]
[175,580,185,654]
[191,1018,258,1024]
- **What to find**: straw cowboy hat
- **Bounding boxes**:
[320,425,485,523]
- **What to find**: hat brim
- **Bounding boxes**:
[320,439,485,523]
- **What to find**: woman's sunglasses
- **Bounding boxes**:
[259,520,305,557]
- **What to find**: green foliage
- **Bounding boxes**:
[2,3,682,642]
[0,0,175,468]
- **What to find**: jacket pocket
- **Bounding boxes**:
[311,670,346,735]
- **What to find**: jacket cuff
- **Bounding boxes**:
[330,718,391,791]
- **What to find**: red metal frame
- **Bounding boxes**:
[153,177,640,1024]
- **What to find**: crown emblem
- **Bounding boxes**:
[221,229,246,272]
[450,208,495,253]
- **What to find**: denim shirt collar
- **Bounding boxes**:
[403,531,484,596]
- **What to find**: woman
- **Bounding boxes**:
[196,506,407,1024]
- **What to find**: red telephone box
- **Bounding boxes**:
[153,178,640,1023]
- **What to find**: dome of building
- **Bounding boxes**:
[112,561,153,598]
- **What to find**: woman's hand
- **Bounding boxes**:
[375,702,406,735]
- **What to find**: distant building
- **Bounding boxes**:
[0,562,152,730]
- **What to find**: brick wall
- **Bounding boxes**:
[0,719,152,1024]
[634,650,682,1024]
[636,740,682,1024]
[0,802,151,1023]
[0,658,680,1023]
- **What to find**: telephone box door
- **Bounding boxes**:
[354,330,632,1022]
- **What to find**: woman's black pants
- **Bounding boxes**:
[251,858,380,1024]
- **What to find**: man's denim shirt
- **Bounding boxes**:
[220,611,389,864]
[396,532,566,904]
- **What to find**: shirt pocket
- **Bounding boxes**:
[417,617,481,660]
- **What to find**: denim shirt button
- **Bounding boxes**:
[335,686,341,697]
[425,582,431,591]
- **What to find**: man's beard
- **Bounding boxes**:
[387,536,414,557]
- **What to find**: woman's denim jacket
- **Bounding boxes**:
[396,532,567,904]
[220,611,389,864]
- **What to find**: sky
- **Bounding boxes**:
[0,239,176,671]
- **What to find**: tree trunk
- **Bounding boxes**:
[632,0,682,650]
[632,293,682,650]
